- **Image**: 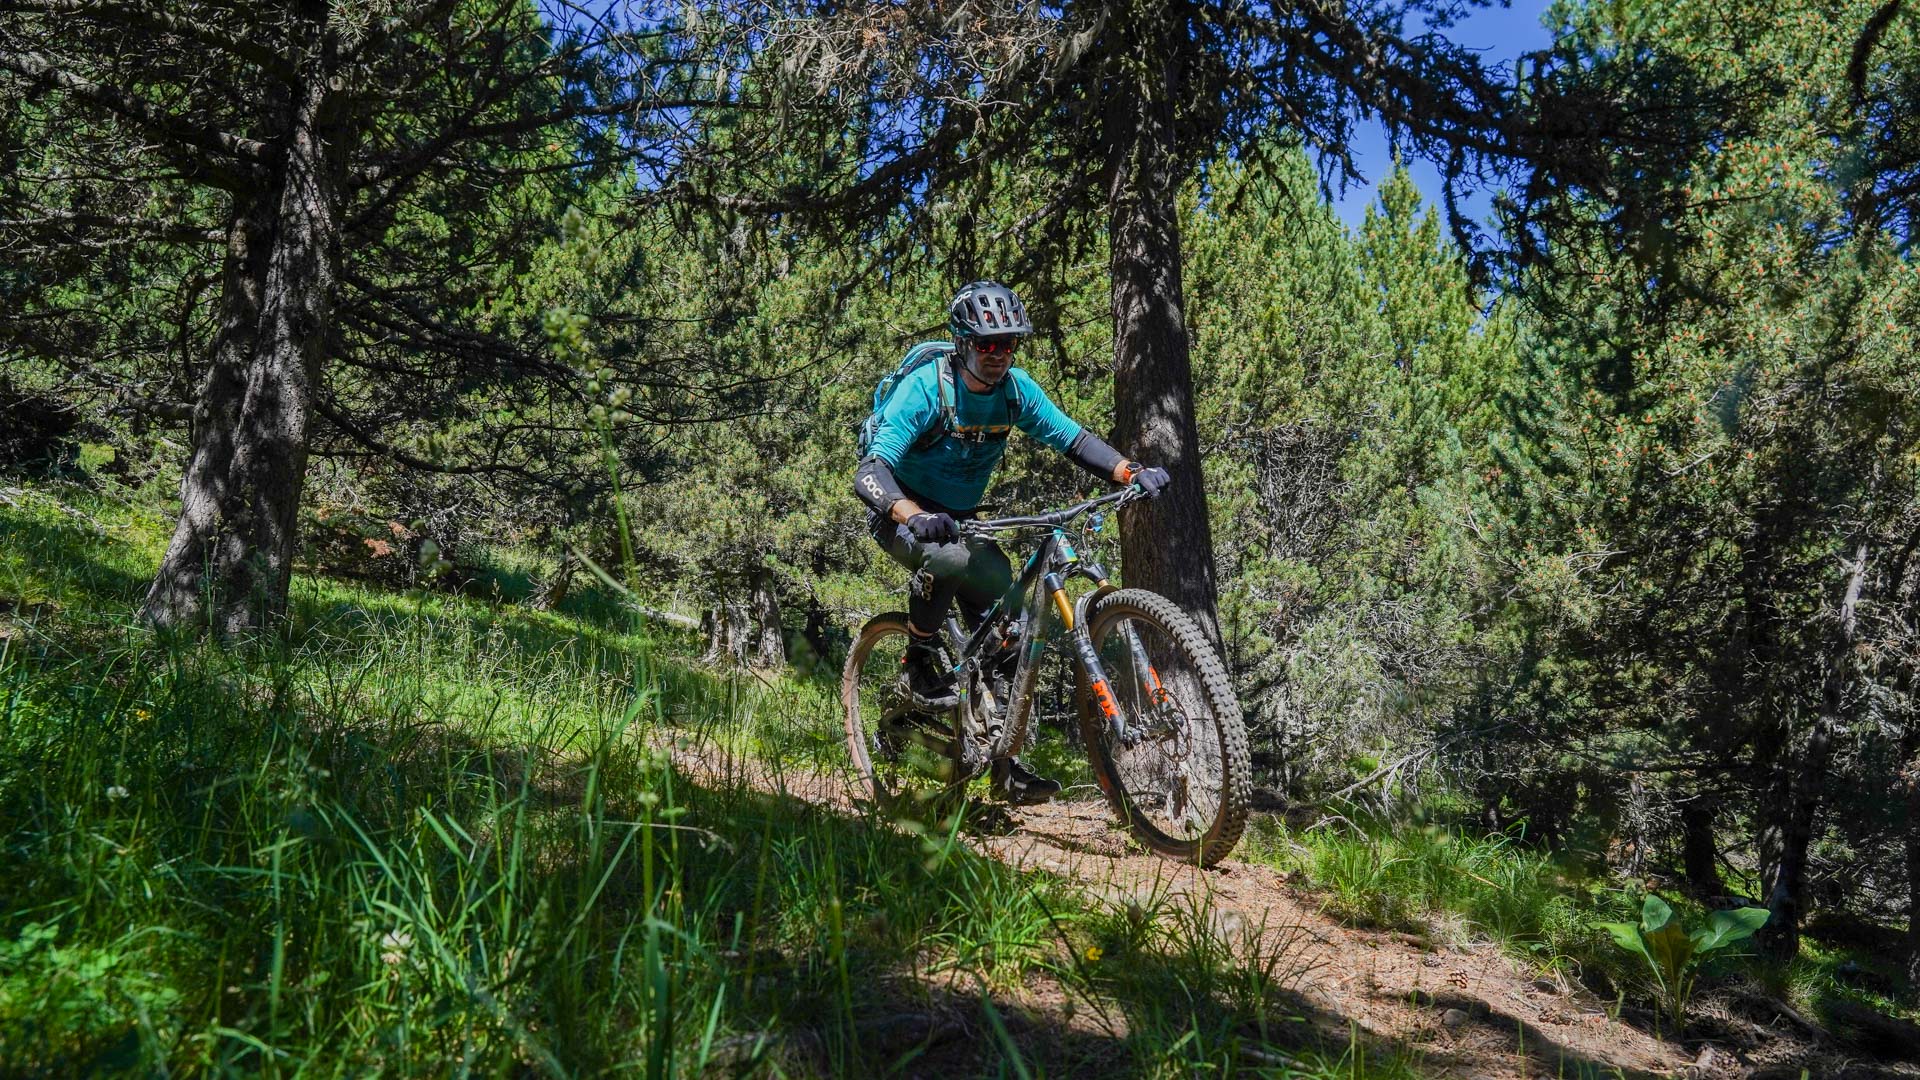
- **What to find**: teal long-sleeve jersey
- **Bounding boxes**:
[861,357,1083,512]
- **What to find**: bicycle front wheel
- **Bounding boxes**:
[1076,589,1250,867]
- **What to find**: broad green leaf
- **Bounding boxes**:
[1598,922,1650,962]
[1639,894,1675,934]
[1642,920,1695,993]
[1691,907,1769,953]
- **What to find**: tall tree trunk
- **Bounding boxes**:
[1903,737,1920,985]
[1761,537,1869,960]
[749,568,786,669]
[1895,548,1920,986]
[1679,793,1722,898]
[144,189,273,630]
[144,59,340,636]
[1104,10,1222,650]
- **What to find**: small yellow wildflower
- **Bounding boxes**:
[1083,945,1103,964]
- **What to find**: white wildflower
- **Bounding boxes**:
[379,928,413,966]
[106,785,130,801]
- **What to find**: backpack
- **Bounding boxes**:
[856,342,1021,457]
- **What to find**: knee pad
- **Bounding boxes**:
[909,565,938,601]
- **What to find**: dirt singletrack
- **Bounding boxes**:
[666,733,1747,1079]
[982,796,1691,1079]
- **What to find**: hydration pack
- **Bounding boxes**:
[856,342,1021,457]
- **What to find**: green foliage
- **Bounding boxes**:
[1,486,1422,1076]
[1183,152,1518,784]
[0,920,180,1073]
[1597,896,1768,1029]
[1465,0,1920,951]
[1250,810,1614,980]
[12,0,1920,1051]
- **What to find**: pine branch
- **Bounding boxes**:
[0,209,224,244]
[0,49,271,182]
[0,0,294,79]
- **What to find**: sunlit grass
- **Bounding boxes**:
[1242,808,1640,991]
[1,485,1431,1076]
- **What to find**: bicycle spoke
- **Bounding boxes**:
[842,614,962,815]
[1094,613,1226,844]
[1077,590,1250,865]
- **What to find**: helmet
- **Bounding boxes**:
[947,281,1034,341]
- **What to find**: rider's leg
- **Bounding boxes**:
[944,541,1062,805]
[949,539,1013,630]
[874,522,977,708]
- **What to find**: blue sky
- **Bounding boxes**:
[1322,0,1555,230]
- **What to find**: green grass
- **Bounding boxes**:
[1243,809,1642,992]
[0,483,1432,1077]
[1245,802,1920,1039]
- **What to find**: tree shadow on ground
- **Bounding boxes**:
[0,508,153,611]
[1401,990,1669,1079]
[255,704,1512,1077]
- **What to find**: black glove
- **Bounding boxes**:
[1126,463,1172,499]
[906,512,959,544]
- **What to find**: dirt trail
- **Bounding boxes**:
[668,739,1877,1079]
[985,797,1686,1079]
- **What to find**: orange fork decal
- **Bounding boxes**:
[1145,665,1173,706]
[1089,678,1120,719]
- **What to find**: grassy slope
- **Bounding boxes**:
[0,484,1424,1079]
[1235,765,1920,1036]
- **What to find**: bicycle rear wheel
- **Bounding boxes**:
[840,613,962,816]
[1076,589,1250,866]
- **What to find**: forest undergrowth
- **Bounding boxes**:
[5,479,1917,1077]
[0,481,1432,1077]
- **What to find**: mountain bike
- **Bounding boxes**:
[840,487,1251,867]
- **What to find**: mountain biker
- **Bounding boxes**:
[852,280,1171,805]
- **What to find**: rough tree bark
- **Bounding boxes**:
[701,569,786,669]
[1104,10,1223,652]
[1903,735,1920,985]
[145,60,341,637]
[1679,794,1722,898]
[701,601,748,663]
[748,568,786,669]
[1761,536,1869,960]
[1897,537,1920,985]
[142,190,269,629]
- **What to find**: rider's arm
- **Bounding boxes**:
[854,455,928,524]
[1066,430,1132,483]
[857,366,943,522]
[1007,370,1133,483]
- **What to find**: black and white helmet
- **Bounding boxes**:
[948,280,1034,341]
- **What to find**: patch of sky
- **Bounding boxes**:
[1318,0,1555,231]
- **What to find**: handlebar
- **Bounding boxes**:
[959,486,1143,536]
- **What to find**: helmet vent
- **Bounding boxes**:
[947,280,1033,341]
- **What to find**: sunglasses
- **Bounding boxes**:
[972,338,1019,357]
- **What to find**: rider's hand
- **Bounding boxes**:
[907,512,959,544]
[1125,463,1172,499]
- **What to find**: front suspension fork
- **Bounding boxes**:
[1056,574,1140,747]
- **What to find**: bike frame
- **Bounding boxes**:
[939,488,1161,765]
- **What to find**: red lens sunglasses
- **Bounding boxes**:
[973,338,1018,357]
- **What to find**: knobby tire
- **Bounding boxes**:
[1075,589,1251,867]
[841,612,963,817]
